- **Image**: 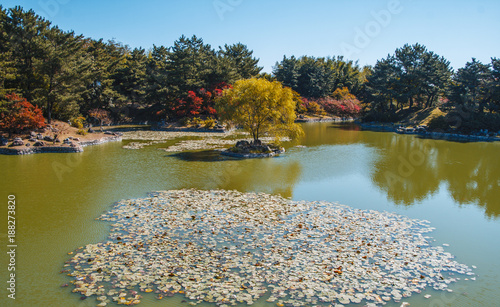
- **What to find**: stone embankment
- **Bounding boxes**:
[360,123,500,142]
[0,135,122,155]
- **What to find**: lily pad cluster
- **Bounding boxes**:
[64,189,474,306]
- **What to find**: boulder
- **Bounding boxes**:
[25,143,31,147]
[33,141,45,147]
[236,140,250,148]
[43,135,54,142]
[30,131,37,137]
[37,133,43,140]
[55,138,61,143]
[29,137,36,142]
[11,138,24,146]
[1,138,9,146]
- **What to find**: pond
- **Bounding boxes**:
[1,122,499,307]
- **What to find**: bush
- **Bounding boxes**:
[427,115,449,131]
[179,117,191,127]
[191,117,203,126]
[0,93,46,136]
[71,117,86,129]
[303,100,325,115]
[203,118,216,129]
[76,129,87,136]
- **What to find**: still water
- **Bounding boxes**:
[1,122,499,307]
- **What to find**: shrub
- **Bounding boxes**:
[203,118,216,129]
[179,117,191,127]
[191,117,203,126]
[0,93,46,136]
[301,100,325,115]
[427,115,449,131]
[71,117,86,129]
[76,129,87,136]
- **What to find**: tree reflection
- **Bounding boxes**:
[367,134,500,218]
[168,151,302,199]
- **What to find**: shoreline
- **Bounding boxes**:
[220,147,285,159]
[0,135,122,155]
[359,122,500,142]
[295,116,354,123]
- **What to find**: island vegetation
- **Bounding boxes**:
[1,5,499,148]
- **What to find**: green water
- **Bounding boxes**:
[1,122,499,307]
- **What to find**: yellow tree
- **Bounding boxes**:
[216,78,303,142]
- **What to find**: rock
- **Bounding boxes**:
[25,143,30,147]
[43,135,54,142]
[33,141,45,147]
[55,138,61,143]
[11,138,24,146]
[1,138,8,146]
[30,131,37,137]
[73,137,80,141]
[236,140,250,148]
[63,138,72,144]
[29,137,36,142]
[88,128,95,133]
[37,133,43,140]
[104,131,114,135]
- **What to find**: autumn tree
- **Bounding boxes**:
[216,78,303,142]
[88,108,111,129]
[0,93,45,136]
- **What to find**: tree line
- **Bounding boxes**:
[0,6,262,126]
[1,5,498,134]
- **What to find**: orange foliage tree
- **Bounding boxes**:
[0,93,46,136]
[88,108,111,129]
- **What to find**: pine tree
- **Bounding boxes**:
[219,43,262,80]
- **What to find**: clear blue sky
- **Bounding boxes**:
[2,0,499,72]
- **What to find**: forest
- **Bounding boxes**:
[1,6,499,134]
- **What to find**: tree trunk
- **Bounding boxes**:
[47,101,52,124]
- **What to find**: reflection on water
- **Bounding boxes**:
[1,122,499,307]
[303,123,500,218]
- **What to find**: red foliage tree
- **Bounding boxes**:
[301,88,362,118]
[172,83,232,118]
[0,93,46,137]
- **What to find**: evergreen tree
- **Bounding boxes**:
[113,47,148,105]
[448,58,491,112]
[145,45,171,106]
[80,39,126,114]
[219,43,262,80]
[4,6,50,104]
[168,35,216,97]
[39,27,88,122]
[0,6,15,101]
